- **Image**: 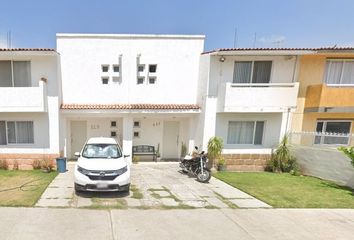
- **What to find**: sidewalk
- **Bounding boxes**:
[1,207,354,240]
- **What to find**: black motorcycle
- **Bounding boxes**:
[179,147,211,183]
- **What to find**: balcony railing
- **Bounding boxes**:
[218,82,299,112]
[0,81,47,112]
[305,84,354,109]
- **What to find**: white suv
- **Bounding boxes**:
[74,137,130,192]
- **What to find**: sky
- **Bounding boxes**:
[1,0,354,51]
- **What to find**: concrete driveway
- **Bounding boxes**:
[1,207,354,240]
[36,162,270,209]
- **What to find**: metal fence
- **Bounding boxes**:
[289,131,354,147]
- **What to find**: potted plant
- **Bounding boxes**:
[207,136,224,171]
[180,142,187,160]
[132,155,140,164]
[156,143,161,161]
[217,157,227,171]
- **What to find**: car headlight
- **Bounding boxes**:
[114,166,128,175]
[77,166,90,175]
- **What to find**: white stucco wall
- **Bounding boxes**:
[57,34,205,105]
[0,53,60,155]
[215,112,282,153]
[208,55,297,96]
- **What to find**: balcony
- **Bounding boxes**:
[0,81,47,112]
[217,82,299,112]
[305,84,354,110]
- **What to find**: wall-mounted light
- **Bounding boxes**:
[219,56,226,62]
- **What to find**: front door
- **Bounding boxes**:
[70,121,87,159]
[162,121,180,160]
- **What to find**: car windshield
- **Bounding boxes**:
[82,144,122,159]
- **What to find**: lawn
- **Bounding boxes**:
[0,170,57,207]
[214,172,354,208]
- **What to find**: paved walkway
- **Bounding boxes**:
[1,207,354,240]
[36,162,270,209]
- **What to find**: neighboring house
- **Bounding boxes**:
[0,49,61,169]
[197,48,307,170]
[57,34,205,163]
[292,48,354,146]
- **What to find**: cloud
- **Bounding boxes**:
[258,35,286,45]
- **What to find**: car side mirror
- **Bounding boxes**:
[74,152,80,157]
[124,155,130,158]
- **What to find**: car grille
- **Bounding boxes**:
[85,170,119,181]
[87,175,117,181]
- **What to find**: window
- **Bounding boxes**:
[134,121,140,128]
[102,77,109,84]
[315,120,351,145]
[149,64,157,73]
[0,121,6,145]
[101,65,109,72]
[233,61,272,84]
[110,131,117,137]
[133,131,140,138]
[324,60,354,85]
[4,121,34,144]
[113,65,120,73]
[137,77,144,84]
[149,77,156,84]
[227,121,264,145]
[111,121,116,127]
[138,65,145,72]
[0,61,31,87]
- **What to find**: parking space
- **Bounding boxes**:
[37,162,271,209]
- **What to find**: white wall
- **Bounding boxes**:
[0,53,60,155]
[208,55,297,96]
[215,113,282,152]
[57,34,205,105]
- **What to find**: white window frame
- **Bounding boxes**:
[112,64,120,73]
[101,65,109,73]
[133,131,140,138]
[227,120,265,145]
[315,120,352,145]
[133,121,140,128]
[324,59,354,86]
[137,77,145,85]
[148,76,156,84]
[233,60,273,84]
[0,60,32,87]
[148,64,157,73]
[4,120,35,145]
[101,77,109,84]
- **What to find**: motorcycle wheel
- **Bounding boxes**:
[196,168,211,183]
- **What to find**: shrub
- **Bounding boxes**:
[132,155,140,164]
[267,135,300,174]
[0,160,8,170]
[12,160,19,170]
[180,142,187,158]
[338,146,354,168]
[207,137,224,168]
[32,159,41,169]
[41,159,54,171]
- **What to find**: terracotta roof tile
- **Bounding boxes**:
[0,48,56,52]
[61,103,200,110]
[202,47,354,55]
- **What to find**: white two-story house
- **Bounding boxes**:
[196,48,311,171]
[0,49,61,169]
[57,34,205,162]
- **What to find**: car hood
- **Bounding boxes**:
[77,157,127,171]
